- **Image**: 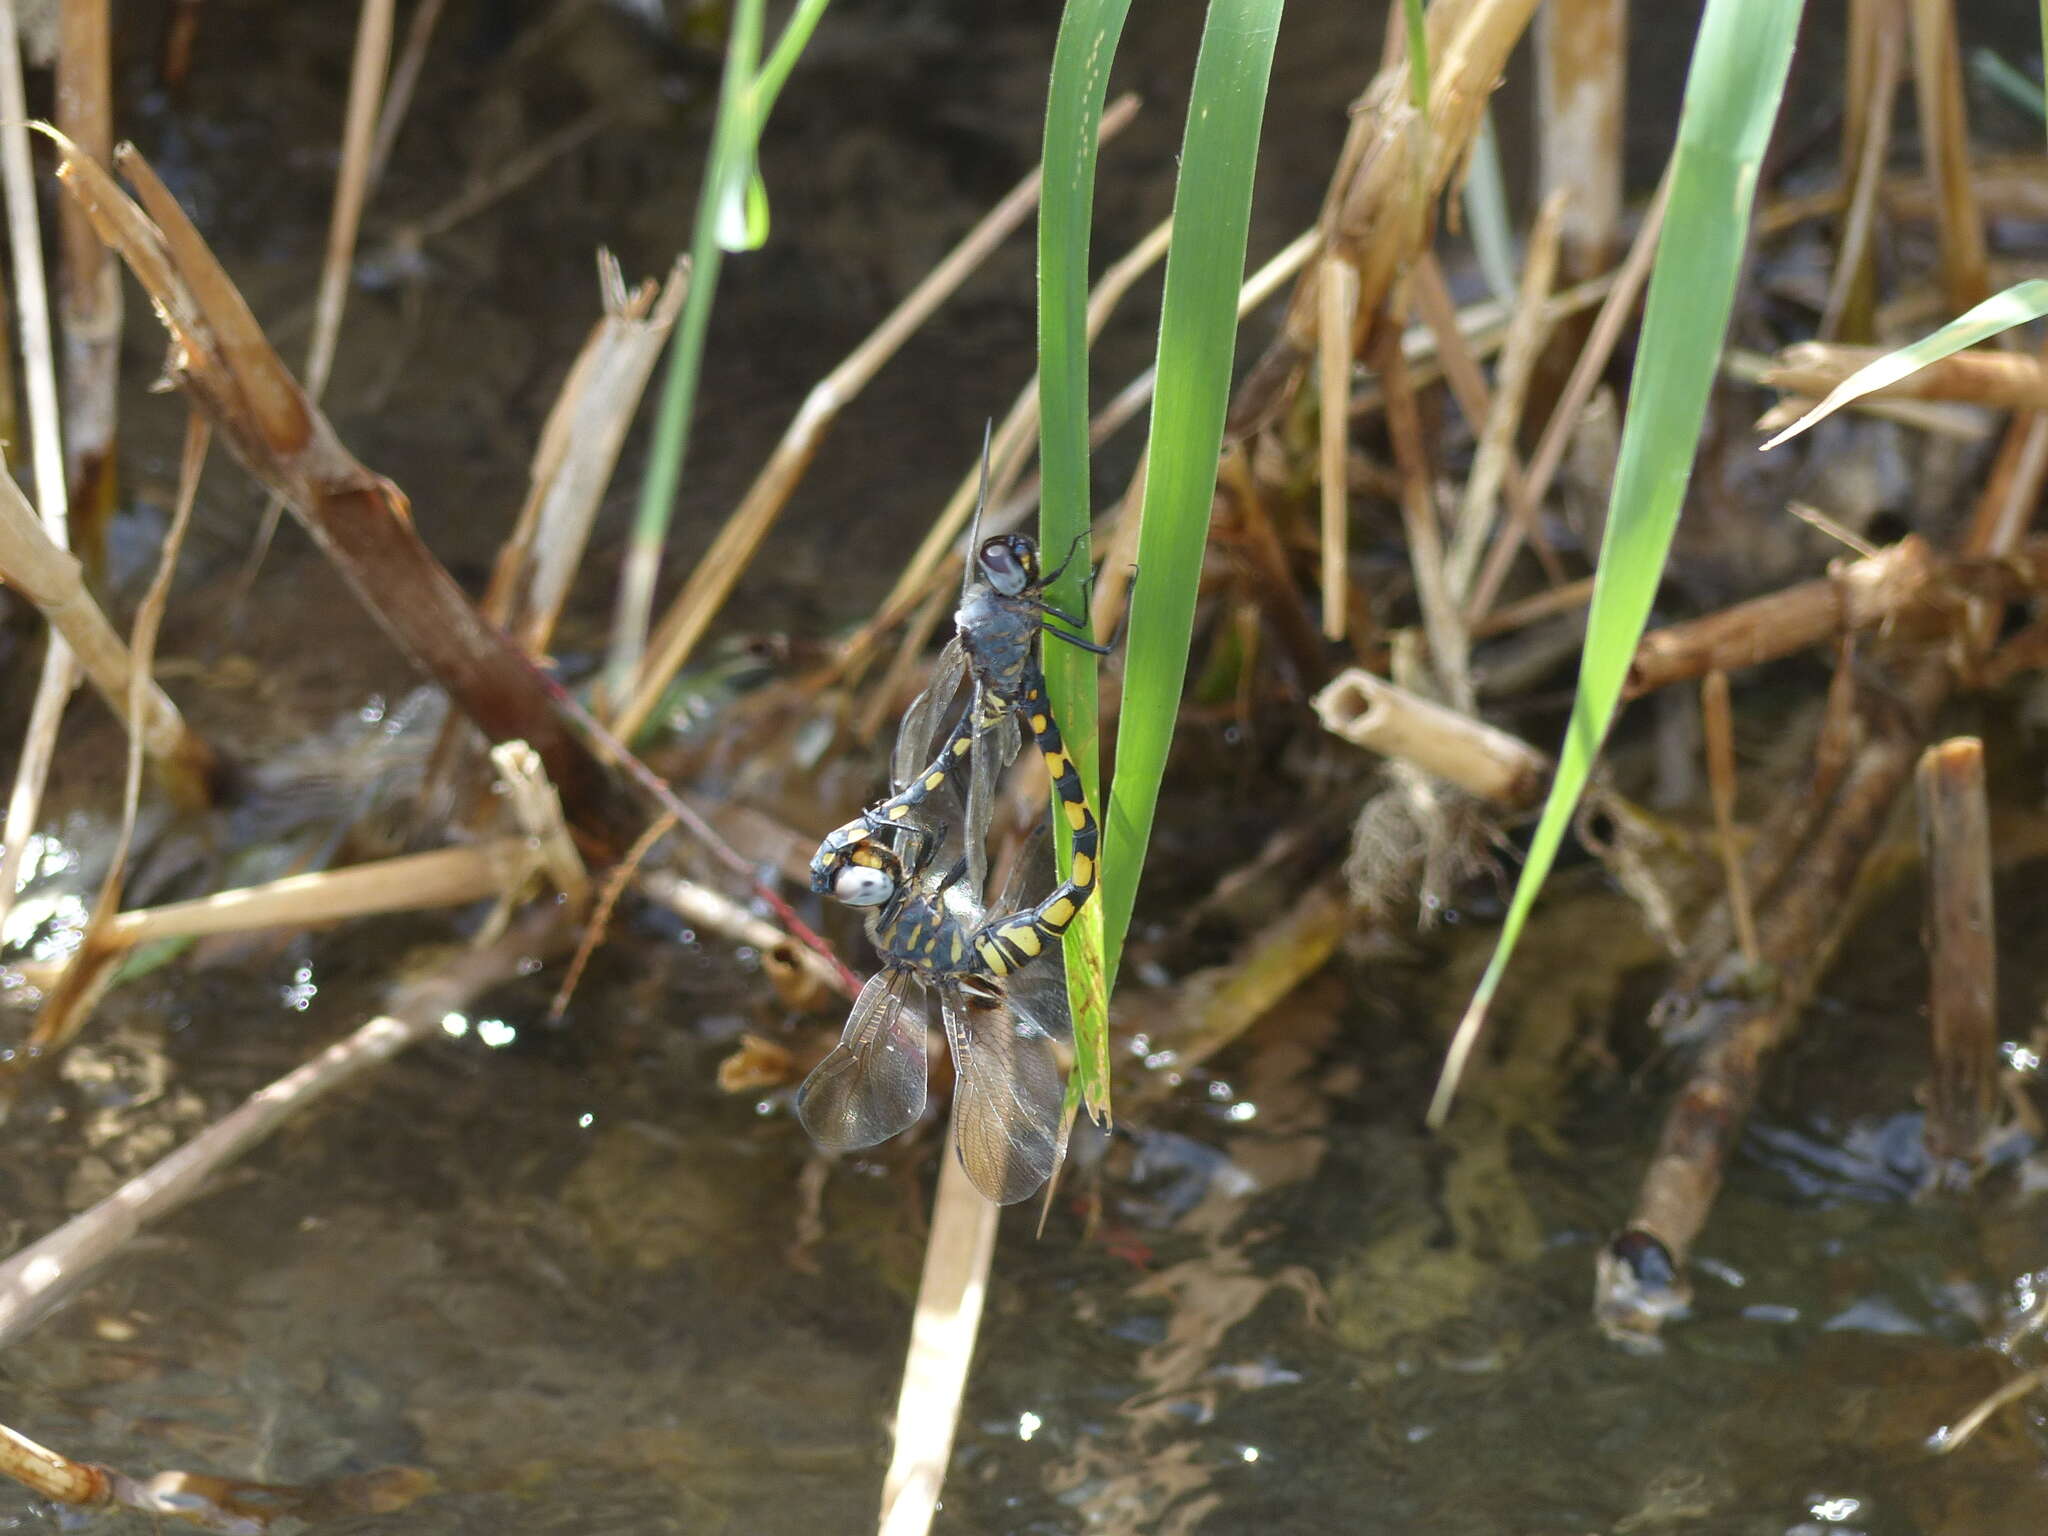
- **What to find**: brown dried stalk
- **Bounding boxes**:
[1765,342,2048,411]
[1596,662,1949,1342]
[1624,534,1944,698]
[1700,670,1759,967]
[1317,253,1361,641]
[1916,736,1997,1168]
[1233,0,1544,430]
[1535,0,1625,282]
[56,0,120,546]
[1907,0,1989,310]
[48,131,649,859]
[1371,318,1469,708]
[1823,0,1902,341]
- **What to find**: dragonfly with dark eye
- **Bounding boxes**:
[796,826,1071,1205]
[810,433,1116,911]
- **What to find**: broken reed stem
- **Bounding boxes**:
[1467,167,1670,623]
[612,93,1141,743]
[1535,0,1625,281]
[1312,668,1551,809]
[0,916,562,1347]
[1821,0,1901,341]
[877,1136,999,1536]
[1915,736,1998,1167]
[1598,662,1951,1341]
[1625,534,1942,697]
[1908,0,1989,310]
[1700,670,1759,967]
[1318,255,1361,640]
[56,0,119,547]
[1446,190,1567,602]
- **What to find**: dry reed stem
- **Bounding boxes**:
[554,807,676,1019]
[612,94,1141,741]
[365,0,450,193]
[1446,191,1568,602]
[1625,536,1944,697]
[1219,445,1331,683]
[487,253,689,655]
[1410,255,1562,590]
[0,913,562,1347]
[1312,669,1551,809]
[1598,662,1951,1340]
[1535,0,1624,281]
[1371,318,1469,709]
[1757,156,2048,236]
[1766,343,2048,411]
[0,1422,109,1508]
[1466,169,1670,622]
[1700,671,1759,967]
[1932,1367,2048,1455]
[877,1135,999,1536]
[49,131,651,857]
[1468,573,1595,638]
[55,0,120,542]
[1908,0,1989,310]
[0,455,216,794]
[1822,0,1902,341]
[1317,255,1361,640]
[0,0,82,951]
[1234,0,1543,429]
[1915,736,1997,1167]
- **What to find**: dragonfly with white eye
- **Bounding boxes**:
[809,428,1115,915]
[796,819,1074,1206]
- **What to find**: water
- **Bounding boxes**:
[5,1,2048,1532]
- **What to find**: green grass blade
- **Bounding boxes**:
[1099,0,1285,991]
[1039,0,1134,1121]
[1427,0,1805,1126]
[1760,279,2048,450]
[1401,0,1430,112]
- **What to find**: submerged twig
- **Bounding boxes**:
[1915,736,1997,1169]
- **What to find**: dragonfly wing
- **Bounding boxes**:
[796,971,928,1152]
[892,637,969,794]
[940,981,1061,1205]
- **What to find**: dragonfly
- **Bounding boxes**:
[796,820,1071,1204]
[810,435,1113,908]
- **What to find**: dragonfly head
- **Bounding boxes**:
[829,846,900,908]
[977,534,1039,597]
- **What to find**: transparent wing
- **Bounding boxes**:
[796,970,928,1152]
[962,705,1022,898]
[940,981,1061,1205]
[892,637,970,795]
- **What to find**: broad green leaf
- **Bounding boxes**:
[1430,0,1805,1126]
[1760,280,2048,450]
[1100,0,1285,989]
[1039,0,1134,1122]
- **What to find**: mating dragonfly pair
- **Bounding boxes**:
[799,477,1110,1204]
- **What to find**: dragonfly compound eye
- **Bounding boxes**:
[832,865,896,907]
[978,536,1035,596]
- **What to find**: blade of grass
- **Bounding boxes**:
[1098,0,1285,988]
[1039,0,1132,1121]
[1428,0,1805,1127]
